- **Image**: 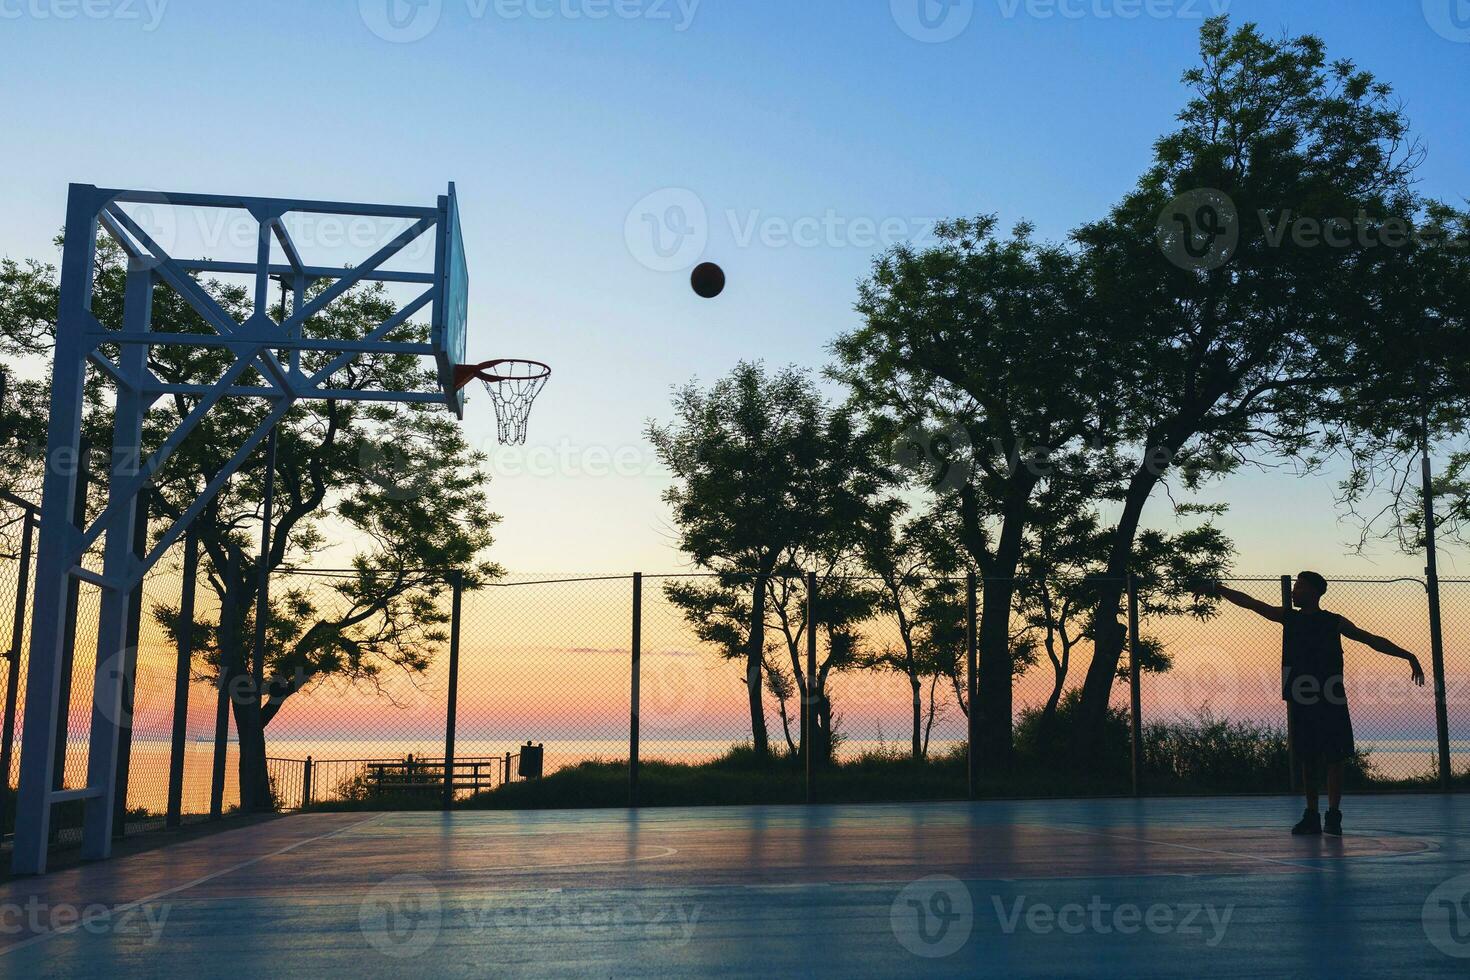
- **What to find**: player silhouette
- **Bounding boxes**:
[1200,573,1425,836]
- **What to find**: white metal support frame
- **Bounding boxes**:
[12,182,467,874]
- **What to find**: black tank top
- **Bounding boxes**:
[1282,609,1347,705]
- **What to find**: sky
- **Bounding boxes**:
[2,0,1468,576]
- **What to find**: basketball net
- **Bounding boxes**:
[454,359,550,446]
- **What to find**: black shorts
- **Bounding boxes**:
[1288,696,1356,765]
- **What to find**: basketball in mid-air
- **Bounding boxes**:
[691,262,726,299]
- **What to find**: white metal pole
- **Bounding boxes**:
[11,184,99,875]
[80,259,153,859]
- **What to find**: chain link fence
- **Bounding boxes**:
[3,529,1466,852]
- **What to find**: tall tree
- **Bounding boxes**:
[1071,17,1428,750]
[649,362,883,756]
[833,218,1117,771]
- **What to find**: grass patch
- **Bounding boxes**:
[285,696,1470,813]
[461,747,966,810]
[461,742,1143,812]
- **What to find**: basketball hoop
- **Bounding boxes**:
[452,359,551,446]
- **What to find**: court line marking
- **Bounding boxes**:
[0,813,386,957]
[431,845,681,878]
[1034,823,1343,873]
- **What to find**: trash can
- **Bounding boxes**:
[518,742,544,780]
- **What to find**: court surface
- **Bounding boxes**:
[3,795,1468,977]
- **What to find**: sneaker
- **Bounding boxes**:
[1292,809,1322,836]
[1324,809,1342,836]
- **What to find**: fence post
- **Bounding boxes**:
[112,490,150,839]
[165,523,198,829]
[210,551,239,820]
[1127,575,1143,797]
[805,571,817,803]
[443,570,464,811]
[52,437,91,793]
[302,755,312,808]
[1,509,35,838]
[630,573,642,808]
[1281,575,1297,793]
[966,571,978,800]
[209,675,229,819]
[1419,452,1454,791]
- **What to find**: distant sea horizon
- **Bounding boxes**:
[87,735,1468,817]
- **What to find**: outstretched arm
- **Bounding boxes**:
[1339,618,1426,686]
[1197,582,1286,624]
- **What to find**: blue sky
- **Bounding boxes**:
[1,0,1467,573]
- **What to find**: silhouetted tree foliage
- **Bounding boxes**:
[649,362,886,756]
[1325,203,1470,554]
[1070,17,1446,753]
[832,216,1119,772]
